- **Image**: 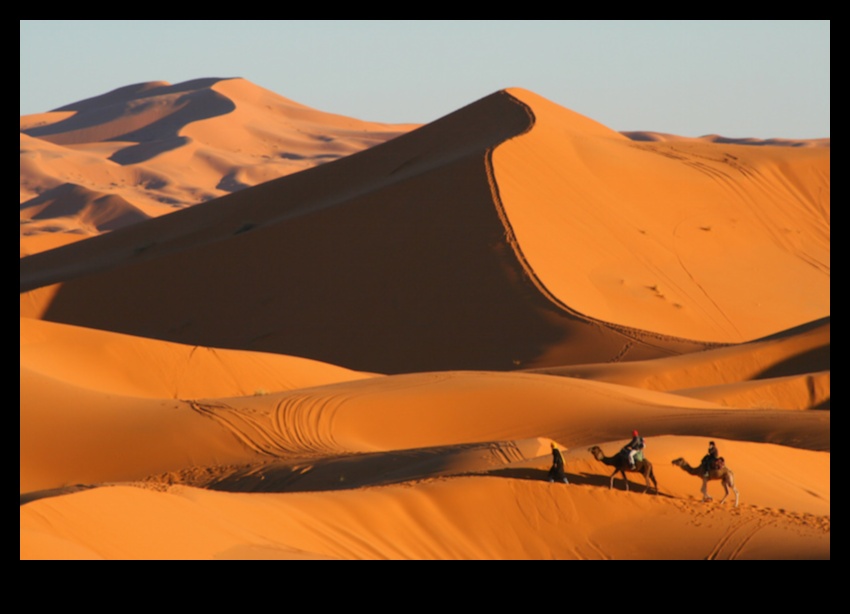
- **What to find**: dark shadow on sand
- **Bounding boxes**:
[23,78,236,166]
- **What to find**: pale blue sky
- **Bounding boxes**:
[20,20,830,139]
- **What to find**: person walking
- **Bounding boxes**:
[548,442,569,484]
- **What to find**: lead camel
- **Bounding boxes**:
[587,445,658,493]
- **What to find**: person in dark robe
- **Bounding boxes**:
[548,442,569,484]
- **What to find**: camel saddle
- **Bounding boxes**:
[618,448,644,463]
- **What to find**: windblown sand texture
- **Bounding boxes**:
[21,78,829,560]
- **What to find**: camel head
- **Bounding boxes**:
[671,458,684,466]
[588,446,603,460]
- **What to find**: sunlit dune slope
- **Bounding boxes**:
[498,88,829,342]
[21,317,376,398]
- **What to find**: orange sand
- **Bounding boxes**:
[21,79,829,559]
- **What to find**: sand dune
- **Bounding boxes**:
[20,78,416,252]
[527,317,830,407]
[622,130,830,148]
[498,90,829,343]
[20,88,829,372]
[20,80,829,559]
[21,320,829,559]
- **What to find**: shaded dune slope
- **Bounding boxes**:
[22,183,151,233]
[529,317,829,410]
[21,90,722,373]
[22,78,236,163]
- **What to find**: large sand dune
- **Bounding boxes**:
[20,78,415,250]
[20,79,829,559]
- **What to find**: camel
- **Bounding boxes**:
[671,458,739,507]
[587,445,658,493]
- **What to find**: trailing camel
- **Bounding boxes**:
[587,445,658,493]
[671,457,739,507]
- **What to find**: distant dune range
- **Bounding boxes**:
[20,78,416,250]
[20,79,829,560]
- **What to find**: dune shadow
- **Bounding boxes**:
[216,171,252,193]
[755,345,830,380]
[567,471,670,497]
[24,78,230,138]
[109,136,192,165]
[469,468,672,498]
[20,182,152,232]
[620,131,660,142]
[20,467,671,505]
[486,467,550,481]
[23,78,236,166]
[21,182,97,214]
[107,86,235,165]
[20,484,96,506]
[203,442,537,493]
[813,398,830,410]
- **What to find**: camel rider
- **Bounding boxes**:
[701,441,719,478]
[624,430,645,469]
[548,442,569,484]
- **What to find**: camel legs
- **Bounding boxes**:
[606,467,656,494]
[610,470,629,491]
[701,477,712,502]
[719,479,740,507]
[702,477,740,507]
